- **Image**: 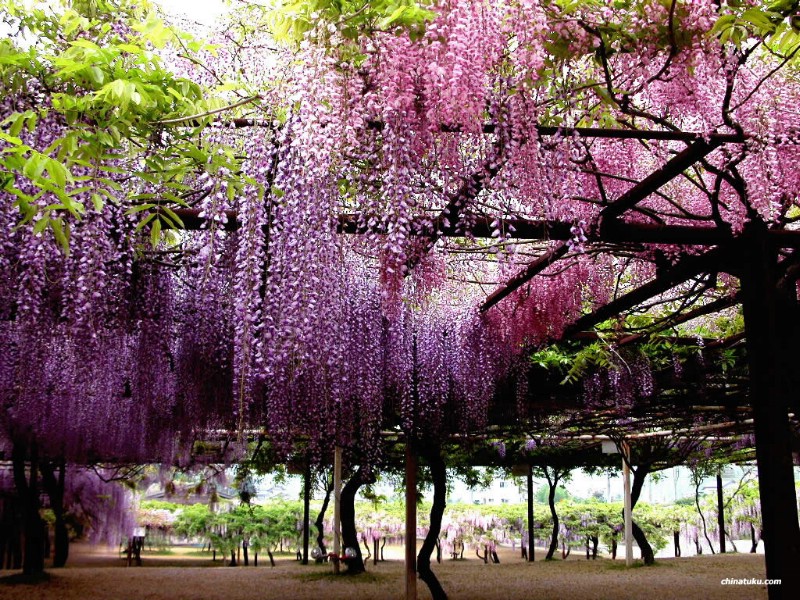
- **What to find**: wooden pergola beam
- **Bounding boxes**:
[559,246,728,340]
[337,213,800,247]
[336,214,573,240]
[480,242,570,312]
[364,121,747,144]
[168,208,241,232]
[600,139,723,222]
[615,293,740,346]
[166,209,800,251]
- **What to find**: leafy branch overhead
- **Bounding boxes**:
[0,0,258,251]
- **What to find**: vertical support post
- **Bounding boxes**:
[302,462,311,565]
[333,446,342,574]
[405,443,417,600]
[716,471,726,554]
[527,464,535,562]
[740,226,800,599]
[622,441,633,567]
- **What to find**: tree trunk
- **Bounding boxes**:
[40,461,69,568]
[545,469,560,560]
[243,540,249,566]
[751,524,758,553]
[341,466,375,575]
[674,531,681,557]
[591,536,598,559]
[417,444,448,600]
[362,536,371,561]
[628,467,654,565]
[315,473,333,557]
[12,438,46,577]
[1,495,23,570]
[695,477,716,555]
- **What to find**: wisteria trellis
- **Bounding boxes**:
[2,0,800,589]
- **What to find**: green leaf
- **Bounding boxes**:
[8,113,25,137]
[159,206,184,228]
[711,14,736,37]
[741,8,777,34]
[70,38,101,50]
[125,203,156,215]
[150,217,162,247]
[23,153,47,182]
[88,66,105,85]
[0,131,22,146]
[46,158,70,188]
[135,213,156,231]
[50,217,70,255]
[32,217,49,235]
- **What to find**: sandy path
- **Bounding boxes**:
[0,544,770,599]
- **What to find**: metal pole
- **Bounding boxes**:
[333,446,342,574]
[622,442,633,567]
[405,444,417,600]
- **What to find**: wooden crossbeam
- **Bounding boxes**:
[168,207,241,231]
[600,221,731,246]
[559,247,728,340]
[479,242,570,312]
[402,142,511,272]
[615,293,740,346]
[168,207,800,249]
[365,121,747,144]
[600,139,723,222]
[336,214,573,240]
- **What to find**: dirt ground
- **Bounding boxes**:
[0,542,771,600]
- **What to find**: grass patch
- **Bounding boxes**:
[603,559,668,571]
[298,571,389,585]
[0,571,51,585]
[142,548,175,556]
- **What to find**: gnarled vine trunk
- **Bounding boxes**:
[12,437,46,577]
[340,466,375,575]
[417,444,448,600]
[627,466,654,565]
[544,468,561,560]
[315,473,333,557]
[40,460,69,568]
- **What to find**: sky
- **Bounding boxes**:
[155,0,230,26]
